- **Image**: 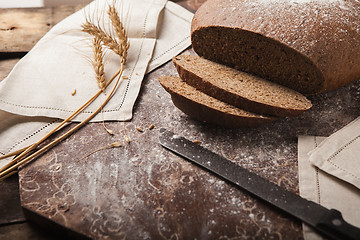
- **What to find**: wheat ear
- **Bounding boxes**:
[93,36,106,93]
[108,5,130,63]
[82,21,123,57]
[0,4,129,181]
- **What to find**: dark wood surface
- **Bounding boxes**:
[17,53,360,239]
[0,5,84,52]
[0,4,88,240]
[0,174,25,225]
[2,1,360,239]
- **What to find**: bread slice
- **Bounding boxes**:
[158,76,276,128]
[173,55,312,117]
[191,0,360,94]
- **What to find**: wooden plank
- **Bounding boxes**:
[0,58,20,80]
[0,5,85,53]
[0,222,63,240]
[0,58,24,226]
[0,8,52,52]
[0,1,199,54]
[0,174,25,225]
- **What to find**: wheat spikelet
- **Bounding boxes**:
[82,4,129,63]
[108,5,130,63]
[93,35,106,93]
[0,3,131,182]
[82,21,122,56]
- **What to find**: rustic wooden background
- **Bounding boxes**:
[0,5,85,239]
[1,1,360,239]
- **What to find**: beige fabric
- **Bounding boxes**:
[298,135,360,240]
[0,0,193,168]
[308,117,360,189]
[0,113,60,169]
[147,2,193,72]
[0,0,193,122]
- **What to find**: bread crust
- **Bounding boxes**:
[191,0,360,94]
[158,76,276,128]
[173,55,312,117]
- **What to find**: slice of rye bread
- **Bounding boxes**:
[158,76,276,128]
[173,55,312,118]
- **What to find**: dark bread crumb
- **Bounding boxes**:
[173,54,312,117]
[192,27,324,94]
[158,76,276,128]
[191,0,360,94]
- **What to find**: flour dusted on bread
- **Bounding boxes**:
[191,0,360,94]
[158,76,276,128]
[173,55,312,117]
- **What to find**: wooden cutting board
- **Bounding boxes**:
[2,1,360,239]
[18,58,360,239]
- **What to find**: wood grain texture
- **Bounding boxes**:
[0,174,25,225]
[18,59,302,239]
[6,0,360,239]
[0,221,64,240]
[0,5,84,52]
[18,51,360,239]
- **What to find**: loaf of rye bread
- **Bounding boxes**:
[173,54,312,117]
[191,0,360,94]
[158,76,276,127]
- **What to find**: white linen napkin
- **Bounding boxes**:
[298,134,360,239]
[308,117,360,189]
[0,0,193,122]
[0,0,193,168]
[0,113,60,169]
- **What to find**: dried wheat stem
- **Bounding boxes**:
[0,67,123,178]
[0,63,125,179]
[93,36,106,93]
[77,141,121,162]
[0,146,33,161]
[0,4,129,181]
[0,170,17,181]
[0,83,107,173]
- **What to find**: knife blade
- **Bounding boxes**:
[158,128,360,240]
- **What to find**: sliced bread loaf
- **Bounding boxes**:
[191,0,360,94]
[173,54,312,117]
[158,76,276,128]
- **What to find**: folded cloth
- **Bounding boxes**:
[308,117,360,189]
[0,0,193,122]
[0,0,193,167]
[0,113,60,169]
[298,135,360,240]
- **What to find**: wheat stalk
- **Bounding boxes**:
[82,4,129,62]
[77,141,121,162]
[0,3,129,181]
[93,35,106,93]
[0,64,125,179]
[82,21,125,58]
[108,5,129,63]
[82,21,119,55]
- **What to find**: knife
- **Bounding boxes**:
[158,128,360,240]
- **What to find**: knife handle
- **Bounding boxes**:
[317,209,360,240]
